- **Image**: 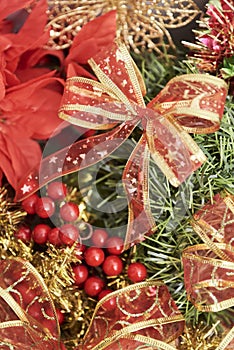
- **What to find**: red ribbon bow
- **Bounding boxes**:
[15,41,228,249]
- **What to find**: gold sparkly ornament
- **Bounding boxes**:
[46,0,201,55]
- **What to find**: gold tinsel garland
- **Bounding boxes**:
[178,324,223,349]
[45,0,201,55]
[0,187,28,259]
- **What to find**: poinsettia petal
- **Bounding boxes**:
[5,70,59,95]
[65,10,116,66]
[8,0,48,48]
[0,0,31,22]
[25,87,67,139]
[0,128,41,189]
[18,48,64,71]
[0,72,5,100]
[1,72,65,139]
[4,0,49,73]
[3,67,20,87]
[15,67,52,83]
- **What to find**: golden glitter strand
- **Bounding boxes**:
[178,323,224,350]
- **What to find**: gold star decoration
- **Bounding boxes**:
[45,0,201,56]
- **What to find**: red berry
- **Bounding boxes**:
[84,247,105,267]
[84,276,104,297]
[47,181,67,200]
[56,308,65,325]
[45,307,65,326]
[32,224,51,244]
[102,255,123,276]
[91,229,108,247]
[21,193,39,214]
[60,202,79,222]
[127,262,147,283]
[59,224,79,246]
[98,289,116,311]
[14,225,31,242]
[48,227,62,246]
[106,236,124,255]
[72,264,89,285]
[73,243,86,259]
[35,197,55,218]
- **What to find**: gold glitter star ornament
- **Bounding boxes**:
[46,0,201,55]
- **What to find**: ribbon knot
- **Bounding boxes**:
[15,41,228,250]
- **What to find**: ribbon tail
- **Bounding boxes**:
[122,135,156,250]
[15,122,136,201]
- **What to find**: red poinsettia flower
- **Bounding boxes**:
[0,0,63,91]
[0,71,65,189]
[64,10,116,78]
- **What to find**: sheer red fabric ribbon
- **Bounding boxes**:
[0,258,63,350]
[0,258,184,350]
[15,41,228,249]
[183,193,234,349]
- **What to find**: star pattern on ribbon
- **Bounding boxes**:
[15,41,228,250]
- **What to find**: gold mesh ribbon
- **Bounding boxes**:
[183,193,234,349]
[0,259,184,349]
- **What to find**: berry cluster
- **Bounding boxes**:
[15,181,148,314]
[72,230,147,310]
[17,182,80,246]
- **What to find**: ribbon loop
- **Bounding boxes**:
[0,259,184,350]
[183,192,234,348]
[183,243,234,312]
[79,281,184,350]
[0,258,62,350]
[148,74,227,133]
